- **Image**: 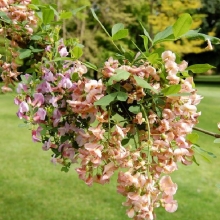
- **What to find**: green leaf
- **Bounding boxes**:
[31,48,44,53]
[20,75,28,84]
[112,83,121,91]
[147,53,159,64]
[162,85,181,96]
[40,128,47,136]
[117,92,128,101]
[60,11,72,20]
[167,93,191,97]
[187,133,199,143]
[192,155,200,166]
[72,47,83,59]
[90,8,111,38]
[182,31,220,44]
[52,57,73,62]
[72,6,88,15]
[42,8,54,24]
[214,138,220,144]
[180,29,200,39]
[35,11,43,21]
[173,13,192,38]
[31,0,40,4]
[108,69,130,85]
[112,29,128,41]
[19,49,32,59]
[129,106,140,114]
[140,35,149,52]
[133,75,158,93]
[0,11,11,23]
[139,20,152,43]
[193,144,217,160]
[61,166,69,172]
[82,62,98,71]
[25,68,35,74]
[94,92,118,106]
[153,26,174,45]
[112,23,124,36]
[28,4,40,10]
[186,64,215,73]
[124,51,135,62]
[49,5,59,17]
[121,138,129,146]
[30,35,42,41]
[71,72,79,82]
[61,135,70,143]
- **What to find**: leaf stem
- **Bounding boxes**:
[108,105,111,141]
[136,125,141,146]
[133,134,138,149]
[140,104,151,140]
[141,104,151,178]
[193,127,220,138]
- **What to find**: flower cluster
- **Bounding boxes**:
[0,0,37,92]
[15,36,202,219]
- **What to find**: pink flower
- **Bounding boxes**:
[84,142,104,158]
[159,176,177,196]
[146,66,159,81]
[162,109,175,120]
[19,101,29,113]
[59,47,69,57]
[161,193,178,213]
[45,45,51,52]
[49,95,63,107]
[178,60,188,72]
[162,51,176,62]
[99,161,117,182]
[58,77,73,89]
[135,112,143,125]
[115,125,125,138]
[62,143,76,163]
[88,125,105,140]
[165,60,178,75]
[32,93,44,107]
[43,70,54,82]
[16,83,28,93]
[174,148,194,165]
[175,136,190,148]
[42,139,52,151]
[1,86,12,93]
[32,126,42,142]
[166,73,180,84]
[157,119,170,133]
[75,166,87,181]
[37,81,52,93]
[33,108,47,122]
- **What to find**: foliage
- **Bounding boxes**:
[1,1,220,220]
[40,0,208,68]
[182,0,220,73]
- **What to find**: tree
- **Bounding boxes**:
[183,0,220,73]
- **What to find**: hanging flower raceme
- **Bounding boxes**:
[0,0,37,92]
[14,33,203,219]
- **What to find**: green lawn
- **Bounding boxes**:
[0,83,220,220]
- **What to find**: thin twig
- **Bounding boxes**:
[193,127,220,138]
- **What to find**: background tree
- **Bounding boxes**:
[183,0,220,73]
[54,0,207,66]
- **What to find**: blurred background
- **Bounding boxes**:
[0,0,220,219]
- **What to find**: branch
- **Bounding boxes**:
[193,127,220,138]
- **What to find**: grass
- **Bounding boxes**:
[0,83,220,220]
